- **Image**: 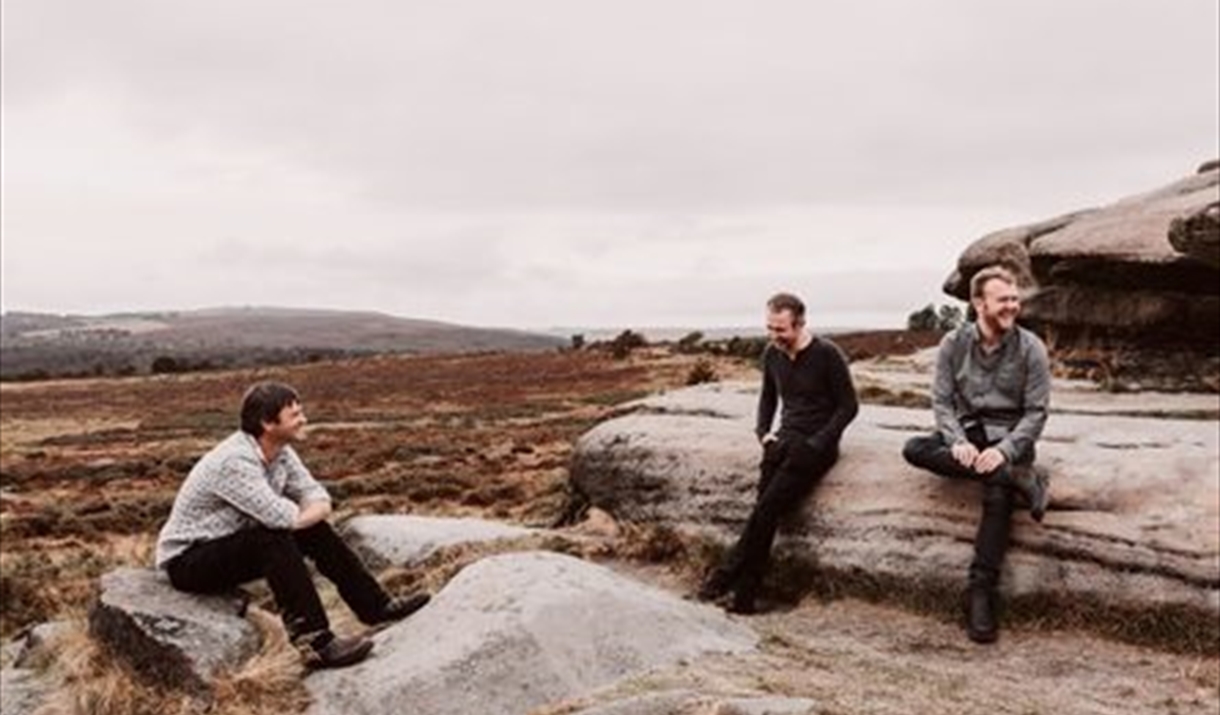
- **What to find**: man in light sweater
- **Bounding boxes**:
[156,381,428,669]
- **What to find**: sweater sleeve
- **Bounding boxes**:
[807,342,859,450]
[755,349,778,439]
[281,447,331,505]
[211,453,300,529]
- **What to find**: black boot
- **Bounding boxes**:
[1011,465,1050,523]
[727,588,758,615]
[966,587,998,644]
[696,568,733,602]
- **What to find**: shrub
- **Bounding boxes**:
[149,355,181,374]
[609,330,647,359]
[676,331,704,353]
[685,358,718,385]
[907,303,964,332]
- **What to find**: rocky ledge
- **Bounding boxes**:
[943,161,1220,391]
[570,382,1220,652]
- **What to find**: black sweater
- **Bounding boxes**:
[755,337,859,449]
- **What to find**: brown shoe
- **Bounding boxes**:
[368,592,431,625]
[308,634,374,669]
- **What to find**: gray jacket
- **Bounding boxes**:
[932,323,1051,464]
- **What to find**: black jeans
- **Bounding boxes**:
[165,522,389,647]
[716,433,839,600]
[902,426,1032,590]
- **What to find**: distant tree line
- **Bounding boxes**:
[906,303,965,332]
[0,344,359,382]
[571,329,768,362]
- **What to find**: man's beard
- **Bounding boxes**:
[980,311,1014,333]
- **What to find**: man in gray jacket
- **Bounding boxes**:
[902,265,1051,644]
[156,381,429,668]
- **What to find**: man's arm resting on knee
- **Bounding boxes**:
[293,499,333,530]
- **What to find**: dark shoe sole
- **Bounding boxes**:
[968,627,998,644]
[309,638,374,669]
[726,594,759,615]
[696,571,733,602]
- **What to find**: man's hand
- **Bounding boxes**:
[293,500,332,530]
[950,441,979,468]
[972,447,1007,474]
[760,433,778,446]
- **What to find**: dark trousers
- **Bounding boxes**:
[902,427,1031,590]
[165,522,389,647]
[716,434,839,599]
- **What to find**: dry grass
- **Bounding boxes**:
[32,606,308,715]
[1,349,744,639]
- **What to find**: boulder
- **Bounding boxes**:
[88,568,260,696]
[942,164,1220,391]
[1169,200,1220,267]
[570,384,1220,649]
[0,668,51,715]
[306,551,757,715]
[341,514,535,569]
[12,621,72,669]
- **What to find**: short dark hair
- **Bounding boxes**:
[766,292,806,323]
[240,381,300,437]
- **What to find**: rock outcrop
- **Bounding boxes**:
[0,668,51,715]
[570,383,1220,650]
[306,551,758,715]
[342,514,535,569]
[943,163,1220,391]
[1169,200,1220,267]
[568,690,819,715]
[88,568,260,696]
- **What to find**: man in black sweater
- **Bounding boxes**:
[698,292,859,614]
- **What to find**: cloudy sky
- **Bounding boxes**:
[2,1,1217,331]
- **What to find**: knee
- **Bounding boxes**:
[902,436,932,466]
[248,526,297,552]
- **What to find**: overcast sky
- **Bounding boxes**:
[2,1,1217,330]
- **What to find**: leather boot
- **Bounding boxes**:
[966,587,998,644]
[697,568,733,602]
[367,592,431,625]
[307,634,374,669]
[727,589,757,615]
[1011,465,1050,523]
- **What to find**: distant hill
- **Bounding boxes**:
[0,307,565,380]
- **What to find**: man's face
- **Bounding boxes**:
[972,278,1020,333]
[263,401,308,442]
[766,309,803,350]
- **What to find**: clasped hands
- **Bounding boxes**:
[951,442,1007,474]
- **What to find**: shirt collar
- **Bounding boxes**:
[968,322,1017,349]
[239,431,281,467]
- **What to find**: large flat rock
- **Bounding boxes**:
[571,383,1219,642]
[306,551,757,715]
[341,514,535,569]
[569,690,818,715]
[0,668,51,715]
